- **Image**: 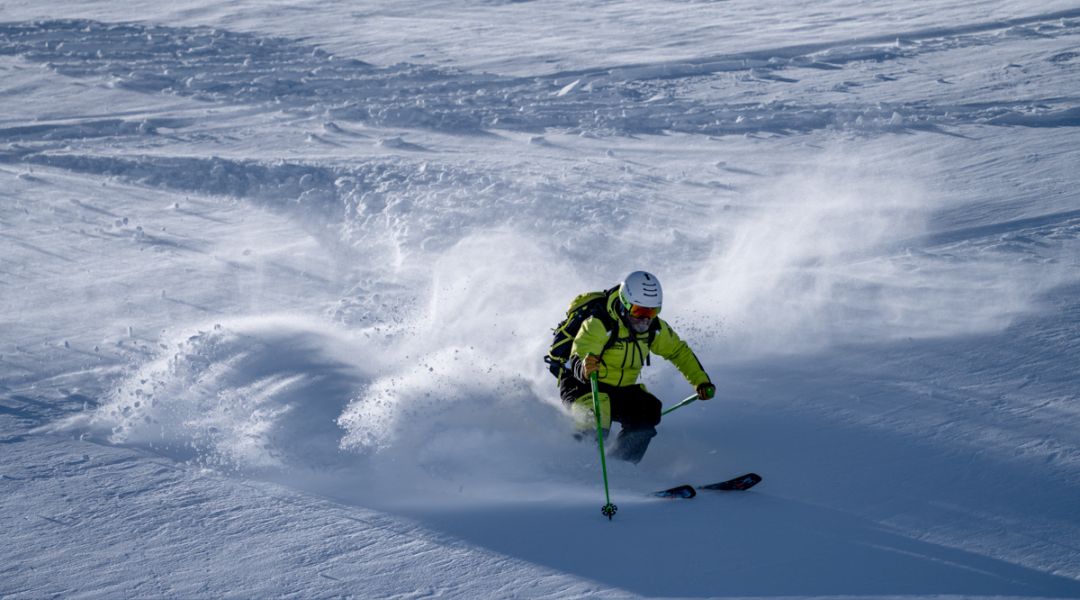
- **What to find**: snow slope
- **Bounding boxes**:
[3,2,1080,598]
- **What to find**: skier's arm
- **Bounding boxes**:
[651,321,711,388]
[569,316,611,382]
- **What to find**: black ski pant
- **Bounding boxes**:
[559,375,662,463]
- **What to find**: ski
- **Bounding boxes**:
[653,472,762,498]
[700,472,762,491]
[654,484,696,499]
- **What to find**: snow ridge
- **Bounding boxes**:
[3,16,1080,138]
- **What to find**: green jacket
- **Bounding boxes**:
[571,291,710,388]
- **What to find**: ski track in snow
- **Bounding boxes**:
[0,14,1079,139]
[3,4,1080,598]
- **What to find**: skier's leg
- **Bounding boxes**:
[560,375,611,439]
[608,386,662,463]
[570,392,611,436]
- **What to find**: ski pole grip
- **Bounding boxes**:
[586,354,600,389]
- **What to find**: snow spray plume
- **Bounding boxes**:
[335,231,596,501]
[84,317,372,473]
[679,156,1071,358]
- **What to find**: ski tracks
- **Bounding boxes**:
[1,12,1080,139]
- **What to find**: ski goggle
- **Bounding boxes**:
[624,302,660,319]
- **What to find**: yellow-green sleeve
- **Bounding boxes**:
[650,321,711,387]
[571,316,612,359]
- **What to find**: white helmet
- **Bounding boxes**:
[619,271,663,312]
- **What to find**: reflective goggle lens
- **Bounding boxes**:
[627,303,660,319]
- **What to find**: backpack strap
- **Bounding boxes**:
[594,286,621,359]
[644,317,661,366]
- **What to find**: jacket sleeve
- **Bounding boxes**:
[569,316,612,382]
[650,320,711,387]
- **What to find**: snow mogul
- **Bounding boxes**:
[545,271,715,463]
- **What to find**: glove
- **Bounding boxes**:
[696,382,716,400]
[582,355,602,379]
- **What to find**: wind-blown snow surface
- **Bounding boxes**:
[3,1,1080,597]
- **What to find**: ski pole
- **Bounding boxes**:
[590,367,618,520]
[661,393,700,416]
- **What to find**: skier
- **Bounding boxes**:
[556,271,715,463]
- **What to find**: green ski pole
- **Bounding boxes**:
[661,393,700,416]
[590,367,618,520]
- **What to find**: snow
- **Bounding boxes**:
[2,1,1080,598]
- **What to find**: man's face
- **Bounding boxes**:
[624,301,659,334]
[628,314,653,333]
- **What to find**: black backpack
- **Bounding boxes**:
[544,286,658,381]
